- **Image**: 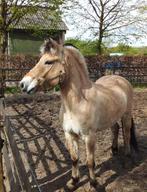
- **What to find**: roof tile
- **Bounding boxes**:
[10,8,68,31]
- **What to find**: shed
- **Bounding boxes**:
[8,7,68,55]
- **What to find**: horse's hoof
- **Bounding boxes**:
[90,178,97,187]
[111,146,118,156]
[123,154,133,169]
[89,180,98,192]
[89,187,97,192]
[66,177,79,189]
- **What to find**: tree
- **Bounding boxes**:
[0,0,64,54]
[117,43,130,52]
[64,0,147,54]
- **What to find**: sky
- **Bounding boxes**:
[64,22,147,48]
[64,26,147,47]
[63,0,147,47]
[64,22,147,47]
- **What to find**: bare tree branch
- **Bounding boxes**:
[88,0,100,18]
[65,0,147,54]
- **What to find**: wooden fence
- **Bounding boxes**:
[0,65,147,97]
[88,65,147,82]
[0,68,30,97]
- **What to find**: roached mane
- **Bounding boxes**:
[40,40,52,54]
[40,38,62,55]
[63,45,89,77]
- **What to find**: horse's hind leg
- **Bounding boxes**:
[65,132,79,188]
[121,112,132,156]
[111,122,119,155]
[85,133,96,187]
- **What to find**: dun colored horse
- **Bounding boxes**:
[20,39,138,189]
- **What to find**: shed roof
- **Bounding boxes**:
[10,7,68,31]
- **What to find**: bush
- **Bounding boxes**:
[65,39,98,55]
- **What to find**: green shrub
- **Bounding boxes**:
[65,39,98,55]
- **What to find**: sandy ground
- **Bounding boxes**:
[3,88,147,192]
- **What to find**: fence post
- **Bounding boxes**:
[0,98,5,192]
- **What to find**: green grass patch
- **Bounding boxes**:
[54,84,60,92]
[5,86,21,94]
[132,83,147,90]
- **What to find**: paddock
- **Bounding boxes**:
[0,88,147,192]
[0,60,147,191]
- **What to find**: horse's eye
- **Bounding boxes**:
[45,60,53,65]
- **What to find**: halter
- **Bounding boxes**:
[47,68,65,85]
[41,50,66,86]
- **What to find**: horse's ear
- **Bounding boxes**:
[40,38,59,54]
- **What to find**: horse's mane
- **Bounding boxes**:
[64,45,89,78]
[64,43,79,50]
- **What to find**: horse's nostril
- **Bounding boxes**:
[20,82,26,92]
[20,82,24,89]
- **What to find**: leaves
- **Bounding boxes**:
[0,0,64,54]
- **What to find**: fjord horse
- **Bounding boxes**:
[20,39,138,189]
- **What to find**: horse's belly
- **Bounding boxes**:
[96,119,115,131]
[63,112,82,135]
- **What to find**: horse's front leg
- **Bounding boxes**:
[85,133,96,187]
[65,132,79,188]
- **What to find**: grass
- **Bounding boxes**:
[132,83,147,89]
[4,85,60,95]
[5,86,21,94]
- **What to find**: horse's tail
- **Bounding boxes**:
[130,118,139,152]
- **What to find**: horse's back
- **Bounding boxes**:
[95,75,133,111]
[96,75,131,88]
[96,75,132,93]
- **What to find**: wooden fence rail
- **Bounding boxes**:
[0,68,30,97]
[88,66,147,83]
[0,66,147,97]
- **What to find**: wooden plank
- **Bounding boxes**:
[3,141,21,192]
[2,99,40,192]
[0,152,5,192]
[0,99,5,192]
[5,117,32,192]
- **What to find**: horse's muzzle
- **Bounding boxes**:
[20,76,38,94]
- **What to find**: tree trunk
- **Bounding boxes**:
[97,36,103,55]
[97,2,104,55]
[0,30,8,54]
[97,26,104,55]
[0,0,8,54]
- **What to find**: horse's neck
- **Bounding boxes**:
[60,67,91,111]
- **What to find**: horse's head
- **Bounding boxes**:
[20,39,66,93]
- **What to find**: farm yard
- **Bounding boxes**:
[0,54,147,192]
[1,88,147,192]
[0,54,146,191]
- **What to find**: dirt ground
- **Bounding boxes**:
[4,89,147,192]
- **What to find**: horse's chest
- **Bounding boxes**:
[63,112,82,135]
